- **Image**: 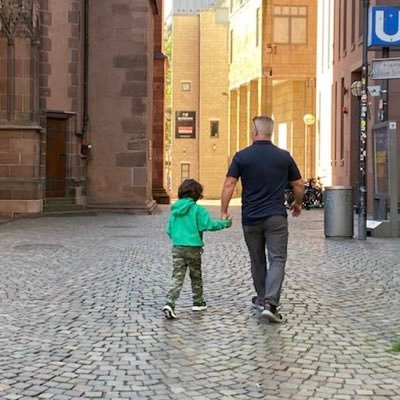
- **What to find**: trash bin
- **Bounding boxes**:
[324,186,353,238]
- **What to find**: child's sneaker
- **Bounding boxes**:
[162,302,177,319]
[192,301,207,311]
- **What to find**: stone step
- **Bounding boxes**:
[41,209,97,217]
[43,203,86,213]
[44,197,75,205]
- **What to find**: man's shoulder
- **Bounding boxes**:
[235,144,256,157]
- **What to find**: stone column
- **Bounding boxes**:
[239,85,247,150]
[87,0,158,213]
[152,0,169,204]
[0,0,43,218]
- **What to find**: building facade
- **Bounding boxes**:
[315,0,334,186]
[170,0,230,198]
[229,0,318,192]
[0,0,167,218]
[332,0,400,212]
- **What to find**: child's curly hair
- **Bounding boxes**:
[178,179,203,201]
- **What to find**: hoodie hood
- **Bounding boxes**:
[170,197,196,216]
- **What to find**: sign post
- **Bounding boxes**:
[368,5,400,237]
[358,0,370,240]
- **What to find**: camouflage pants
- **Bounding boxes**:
[166,246,204,306]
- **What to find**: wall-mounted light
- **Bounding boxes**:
[350,80,362,97]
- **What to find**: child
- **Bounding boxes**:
[163,179,232,319]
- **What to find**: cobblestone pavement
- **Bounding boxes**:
[0,206,400,400]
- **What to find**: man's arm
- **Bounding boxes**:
[290,178,305,217]
[220,176,238,219]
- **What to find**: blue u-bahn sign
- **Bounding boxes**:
[368,6,400,48]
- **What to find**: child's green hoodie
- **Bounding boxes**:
[166,197,230,246]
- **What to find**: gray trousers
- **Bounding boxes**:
[242,215,288,307]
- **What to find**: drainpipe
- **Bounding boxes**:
[80,0,90,157]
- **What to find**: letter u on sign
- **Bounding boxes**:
[368,6,400,48]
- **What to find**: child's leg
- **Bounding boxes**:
[187,247,204,304]
[166,247,187,306]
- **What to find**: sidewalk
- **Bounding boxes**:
[0,207,399,399]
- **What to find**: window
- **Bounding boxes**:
[342,0,347,53]
[181,82,191,91]
[340,78,345,160]
[351,0,356,45]
[278,123,287,150]
[359,1,364,39]
[273,6,307,44]
[181,163,190,182]
[256,8,260,47]
[210,120,219,138]
[230,29,234,63]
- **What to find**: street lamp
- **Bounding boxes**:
[303,113,316,179]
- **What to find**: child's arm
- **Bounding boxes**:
[197,206,231,232]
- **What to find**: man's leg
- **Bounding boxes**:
[264,215,288,307]
[166,247,188,307]
[243,223,267,301]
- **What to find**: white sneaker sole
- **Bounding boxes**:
[162,305,177,319]
[251,303,265,312]
[192,305,207,311]
[261,309,283,323]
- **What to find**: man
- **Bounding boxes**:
[221,116,304,323]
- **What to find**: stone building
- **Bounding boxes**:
[332,0,400,214]
[229,0,318,188]
[169,0,230,198]
[0,0,168,218]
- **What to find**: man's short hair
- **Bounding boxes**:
[253,116,274,137]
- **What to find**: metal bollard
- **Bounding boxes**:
[324,186,353,238]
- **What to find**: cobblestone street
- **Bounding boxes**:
[1,206,400,400]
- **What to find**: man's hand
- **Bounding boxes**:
[291,202,302,217]
[290,178,305,217]
[221,212,231,220]
[224,215,233,227]
[221,176,238,220]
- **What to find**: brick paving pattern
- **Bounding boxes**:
[0,207,400,399]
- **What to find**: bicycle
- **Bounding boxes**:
[303,177,324,209]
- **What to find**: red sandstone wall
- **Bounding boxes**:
[87,0,156,209]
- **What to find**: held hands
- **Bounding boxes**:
[221,212,233,228]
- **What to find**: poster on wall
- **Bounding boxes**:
[373,126,389,194]
[175,111,196,139]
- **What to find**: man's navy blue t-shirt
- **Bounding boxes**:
[227,140,302,225]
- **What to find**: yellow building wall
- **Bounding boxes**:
[199,10,229,198]
[227,0,317,179]
[229,0,263,89]
[171,10,229,199]
[272,80,315,179]
[171,15,200,197]
[263,0,317,80]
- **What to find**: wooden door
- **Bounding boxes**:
[46,118,67,197]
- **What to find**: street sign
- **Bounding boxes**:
[370,57,400,79]
[368,6,400,48]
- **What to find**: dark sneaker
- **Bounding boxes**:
[192,301,207,311]
[251,296,265,311]
[261,304,283,323]
[162,303,177,319]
